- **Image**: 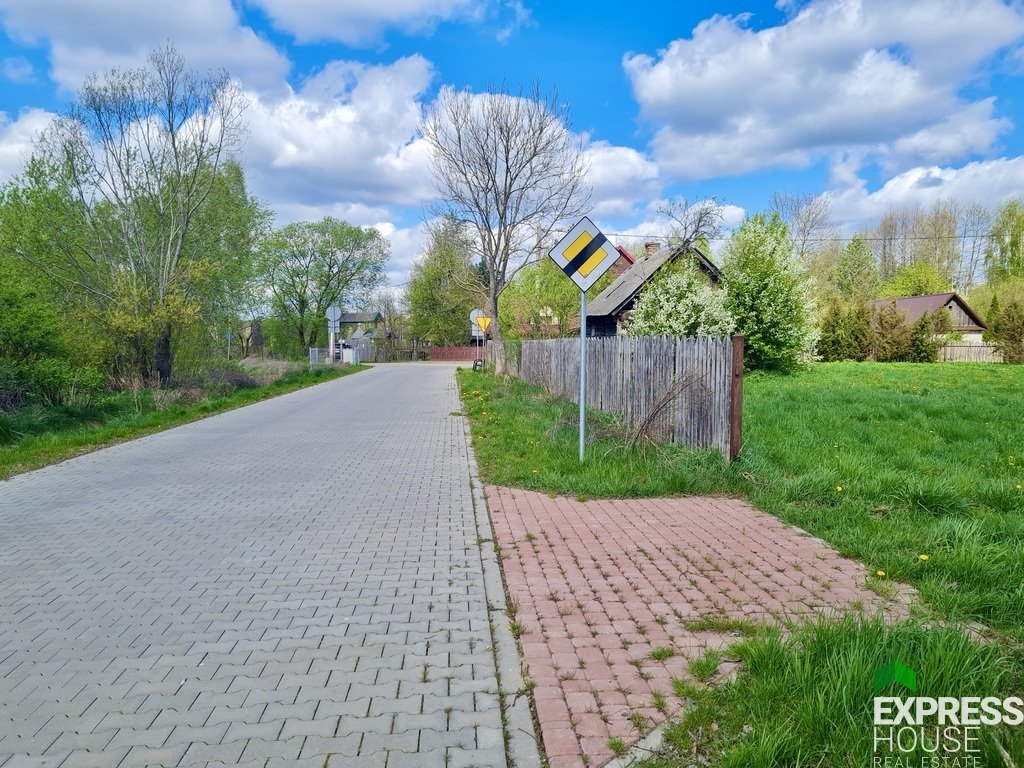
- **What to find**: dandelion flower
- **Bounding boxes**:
[836,485,844,492]
[919,554,929,562]
[1016,484,1022,491]
[876,570,886,578]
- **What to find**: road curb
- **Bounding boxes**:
[459,395,543,768]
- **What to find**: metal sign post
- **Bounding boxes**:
[578,290,586,460]
[326,307,342,363]
[547,216,621,462]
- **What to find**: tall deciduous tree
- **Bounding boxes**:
[186,161,272,354]
[658,197,724,249]
[769,191,836,262]
[986,199,1024,282]
[721,212,815,372]
[31,44,245,383]
[406,217,482,346]
[262,218,388,351]
[500,258,613,340]
[423,84,589,373]
[833,236,880,300]
[880,261,951,298]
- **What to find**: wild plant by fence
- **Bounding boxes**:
[938,344,1002,362]
[512,335,742,460]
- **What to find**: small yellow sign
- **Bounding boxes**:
[476,316,492,333]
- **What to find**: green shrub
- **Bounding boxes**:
[0,358,31,412]
[907,312,940,362]
[872,302,912,361]
[28,359,106,408]
[818,299,873,361]
[992,299,1024,364]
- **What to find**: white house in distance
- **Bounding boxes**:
[870,293,988,343]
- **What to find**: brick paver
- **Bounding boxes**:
[487,487,905,768]
[0,364,506,768]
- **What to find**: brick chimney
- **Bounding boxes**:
[644,241,660,258]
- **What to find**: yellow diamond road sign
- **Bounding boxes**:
[549,216,619,291]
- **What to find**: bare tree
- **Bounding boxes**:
[657,197,724,248]
[423,83,590,373]
[769,191,837,261]
[955,202,991,292]
[35,44,245,383]
[867,205,921,280]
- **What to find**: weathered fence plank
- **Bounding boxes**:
[938,344,1001,362]
[517,335,740,460]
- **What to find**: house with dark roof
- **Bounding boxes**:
[869,293,987,342]
[586,242,721,336]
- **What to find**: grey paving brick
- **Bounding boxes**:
[278,716,337,739]
[359,730,420,755]
[239,735,304,760]
[118,744,188,768]
[58,748,131,768]
[179,739,246,764]
[0,365,507,768]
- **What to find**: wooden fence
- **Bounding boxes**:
[511,335,742,460]
[938,344,1002,362]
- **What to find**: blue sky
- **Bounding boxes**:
[1,0,1023,286]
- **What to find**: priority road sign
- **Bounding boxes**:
[548,216,620,291]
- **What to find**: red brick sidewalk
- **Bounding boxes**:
[487,487,903,768]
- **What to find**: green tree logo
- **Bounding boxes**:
[874,661,918,693]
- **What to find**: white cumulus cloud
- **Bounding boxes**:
[242,55,436,215]
[625,0,1024,180]
[0,108,54,182]
[0,0,289,93]
[583,141,661,219]
[829,157,1024,230]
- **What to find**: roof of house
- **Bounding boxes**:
[870,292,987,330]
[338,312,382,324]
[587,242,720,319]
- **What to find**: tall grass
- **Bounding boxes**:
[639,617,1023,767]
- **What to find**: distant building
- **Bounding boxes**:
[870,293,987,343]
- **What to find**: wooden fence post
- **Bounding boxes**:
[729,334,744,460]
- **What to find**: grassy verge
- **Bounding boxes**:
[639,616,1023,767]
[457,362,1023,639]
[0,364,366,479]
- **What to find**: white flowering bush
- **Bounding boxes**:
[721,212,816,371]
[626,263,735,337]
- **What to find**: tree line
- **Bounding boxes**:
[0,46,388,413]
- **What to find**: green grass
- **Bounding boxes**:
[688,649,723,682]
[0,365,366,478]
[457,363,1024,641]
[682,617,760,637]
[636,616,1023,768]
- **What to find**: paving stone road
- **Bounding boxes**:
[0,364,507,768]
